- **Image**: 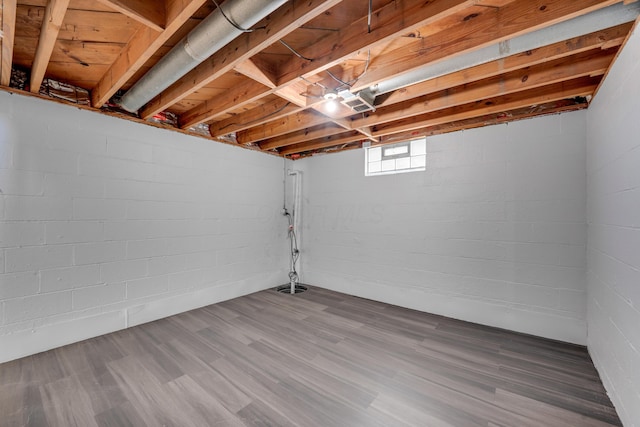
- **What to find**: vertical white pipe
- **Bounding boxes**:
[289,170,302,293]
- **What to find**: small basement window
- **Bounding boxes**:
[365,138,426,176]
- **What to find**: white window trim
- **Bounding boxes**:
[364,138,426,176]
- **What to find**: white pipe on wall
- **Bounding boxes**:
[288,170,302,293]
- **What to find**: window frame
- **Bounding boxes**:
[364,138,426,176]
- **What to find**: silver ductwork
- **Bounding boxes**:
[119,0,288,113]
[354,2,640,104]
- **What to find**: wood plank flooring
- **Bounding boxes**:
[0,286,621,426]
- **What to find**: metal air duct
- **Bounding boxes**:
[354,2,640,103]
[119,0,288,113]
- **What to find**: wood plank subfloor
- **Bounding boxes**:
[0,286,621,426]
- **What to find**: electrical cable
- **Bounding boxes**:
[325,69,350,88]
[300,75,330,92]
[368,0,373,33]
[283,209,300,286]
[323,50,371,90]
[279,40,314,61]
[211,0,266,32]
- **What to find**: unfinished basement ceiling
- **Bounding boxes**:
[1,0,638,158]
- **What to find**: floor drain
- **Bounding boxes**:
[276,284,308,294]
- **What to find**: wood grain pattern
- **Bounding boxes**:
[0,286,621,426]
[29,0,71,92]
[0,0,17,86]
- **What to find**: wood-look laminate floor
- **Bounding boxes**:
[0,286,621,427]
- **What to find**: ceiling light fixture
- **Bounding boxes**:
[324,91,339,113]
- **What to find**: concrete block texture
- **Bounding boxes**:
[586,26,640,427]
[299,109,588,345]
[0,91,287,363]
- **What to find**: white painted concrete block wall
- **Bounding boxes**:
[586,26,640,427]
[0,92,287,363]
[298,110,588,344]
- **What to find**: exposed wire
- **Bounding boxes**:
[211,0,266,32]
[300,75,330,92]
[283,209,300,286]
[326,69,350,88]
[323,50,371,90]
[279,40,314,62]
[368,0,373,33]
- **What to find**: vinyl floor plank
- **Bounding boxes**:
[0,285,622,426]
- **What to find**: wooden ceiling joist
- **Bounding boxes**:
[279,131,366,156]
[377,22,631,108]
[252,47,612,151]
[237,110,327,145]
[139,0,343,119]
[95,0,165,32]
[273,45,616,147]
[274,80,324,110]
[29,0,70,93]
[275,0,479,86]
[214,0,629,152]
[5,0,636,158]
[350,0,621,92]
[148,0,477,125]
[0,0,17,86]
[371,76,599,137]
[90,0,207,108]
[294,99,590,158]
[179,80,272,129]
[377,100,589,147]
[209,97,301,137]
[234,58,277,89]
[352,49,615,130]
[259,123,346,151]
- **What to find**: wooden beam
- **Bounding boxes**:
[95,0,165,32]
[234,58,277,89]
[236,110,327,145]
[275,80,314,108]
[90,0,207,108]
[209,3,629,143]
[378,23,631,108]
[276,0,479,86]
[29,0,71,93]
[207,80,322,137]
[209,97,301,137]
[377,100,588,145]
[294,100,588,158]
[0,0,17,86]
[592,15,640,101]
[371,76,600,137]
[352,49,615,129]
[351,0,619,92]
[181,78,316,131]
[179,81,271,129]
[140,0,343,119]
[279,131,366,156]
[270,47,611,150]
[232,0,619,148]
[259,123,345,150]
